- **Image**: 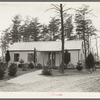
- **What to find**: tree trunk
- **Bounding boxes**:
[60,4,64,73]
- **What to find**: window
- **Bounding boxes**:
[28,53,34,62]
[14,53,19,62]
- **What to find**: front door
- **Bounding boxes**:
[64,50,70,65]
[48,52,55,68]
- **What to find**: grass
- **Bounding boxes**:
[3,67,38,81]
[0,67,39,92]
[0,68,100,92]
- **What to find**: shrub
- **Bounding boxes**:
[86,53,95,69]
[42,62,52,75]
[58,63,64,73]
[0,62,7,80]
[76,61,83,71]
[8,63,17,76]
[42,66,52,75]
[18,64,22,68]
[95,60,100,66]
[53,66,58,69]
[36,63,42,69]
[18,59,24,68]
[20,59,24,64]
[29,62,34,69]
[67,62,75,69]
[22,63,28,71]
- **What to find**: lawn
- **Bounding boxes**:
[3,67,38,81]
[0,68,100,92]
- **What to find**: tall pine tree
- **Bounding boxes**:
[11,15,22,43]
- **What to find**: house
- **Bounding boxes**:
[9,40,84,67]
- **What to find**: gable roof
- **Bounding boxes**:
[9,40,83,52]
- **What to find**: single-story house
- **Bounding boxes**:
[9,40,84,67]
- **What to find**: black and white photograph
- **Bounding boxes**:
[0,1,100,98]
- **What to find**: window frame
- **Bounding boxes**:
[14,53,20,62]
[28,53,34,62]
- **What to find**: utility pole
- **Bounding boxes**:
[60,4,64,73]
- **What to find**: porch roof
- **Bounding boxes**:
[9,40,83,52]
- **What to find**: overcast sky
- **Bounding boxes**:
[0,2,100,57]
[0,2,100,31]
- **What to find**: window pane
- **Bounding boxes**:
[14,54,19,62]
[28,53,34,62]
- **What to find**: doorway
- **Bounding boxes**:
[48,52,56,68]
[64,50,70,65]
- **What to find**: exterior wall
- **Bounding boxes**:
[68,50,80,65]
[42,52,48,66]
[55,52,62,66]
[9,51,34,64]
[9,51,51,66]
[37,52,43,65]
[9,49,83,67]
[77,44,85,64]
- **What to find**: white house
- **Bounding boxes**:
[9,40,84,67]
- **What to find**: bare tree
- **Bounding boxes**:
[75,4,97,66]
[46,4,71,73]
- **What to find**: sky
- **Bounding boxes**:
[0,2,100,57]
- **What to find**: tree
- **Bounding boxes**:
[1,28,12,61]
[19,17,42,42]
[25,18,41,41]
[75,4,96,65]
[60,4,64,73]
[5,50,10,66]
[86,53,95,73]
[47,4,71,73]
[48,17,60,41]
[34,48,37,68]
[40,25,49,41]
[10,15,22,43]
[19,17,32,42]
[64,15,74,40]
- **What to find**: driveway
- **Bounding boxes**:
[7,70,50,85]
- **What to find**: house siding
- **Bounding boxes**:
[9,49,83,67]
[68,50,80,65]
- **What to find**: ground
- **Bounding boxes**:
[0,68,100,92]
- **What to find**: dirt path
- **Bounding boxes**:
[0,69,100,92]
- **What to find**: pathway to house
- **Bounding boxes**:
[0,69,100,92]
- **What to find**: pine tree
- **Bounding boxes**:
[86,53,95,69]
[40,25,49,41]
[75,5,96,65]
[29,18,42,41]
[64,16,74,40]
[11,15,22,43]
[48,17,60,41]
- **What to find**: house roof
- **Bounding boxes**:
[9,40,83,52]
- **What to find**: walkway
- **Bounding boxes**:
[7,70,49,85]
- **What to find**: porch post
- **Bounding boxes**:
[59,52,60,66]
[43,52,44,66]
[51,52,53,68]
[78,50,79,62]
